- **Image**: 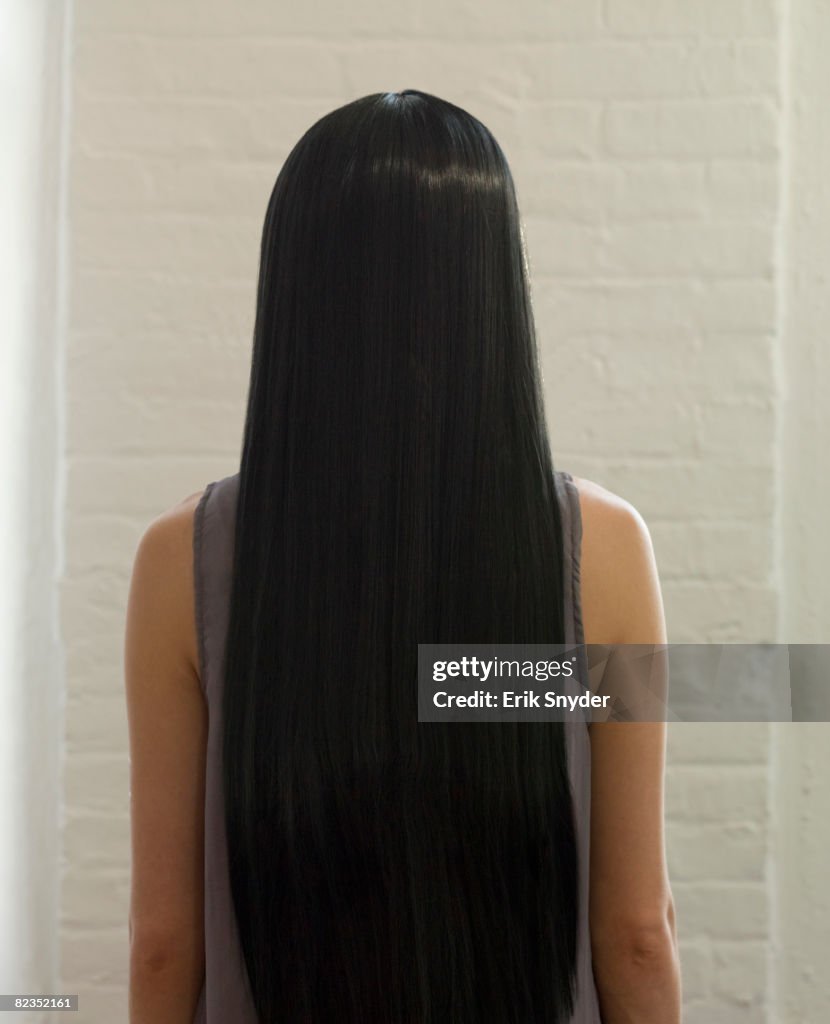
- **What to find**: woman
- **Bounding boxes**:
[125,90,681,1023]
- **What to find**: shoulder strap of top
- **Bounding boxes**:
[193,473,241,701]
[553,470,586,649]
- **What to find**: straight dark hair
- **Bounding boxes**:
[223,89,579,1023]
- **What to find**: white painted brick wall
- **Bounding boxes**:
[64,1,783,1020]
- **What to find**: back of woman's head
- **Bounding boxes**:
[223,90,579,1023]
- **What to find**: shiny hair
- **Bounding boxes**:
[222,89,579,1023]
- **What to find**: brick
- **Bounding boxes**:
[604,99,778,159]
[707,160,778,218]
[59,929,129,986]
[63,812,130,872]
[606,0,777,38]
[712,941,768,1005]
[667,821,767,882]
[667,722,771,763]
[600,223,774,277]
[650,521,770,583]
[674,881,768,940]
[665,765,769,822]
[74,36,344,99]
[61,864,130,932]
[677,941,711,1001]
[518,103,601,158]
[520,41,778,100]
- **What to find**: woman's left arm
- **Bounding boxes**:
[124,494,207,1024]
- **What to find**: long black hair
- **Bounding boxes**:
[222,90,579,1023]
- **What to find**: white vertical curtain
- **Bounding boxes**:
[0,0,70,1005]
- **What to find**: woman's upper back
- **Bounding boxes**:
[167,467,670,1021]
[186,468,602,1022]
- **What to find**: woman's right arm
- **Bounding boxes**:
[575,480,682,1024]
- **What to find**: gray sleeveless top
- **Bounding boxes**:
[191,469,602,1023]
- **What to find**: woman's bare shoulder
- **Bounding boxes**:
[129,488,209,685]
[569,474,645,531]
[567,474,664,647]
